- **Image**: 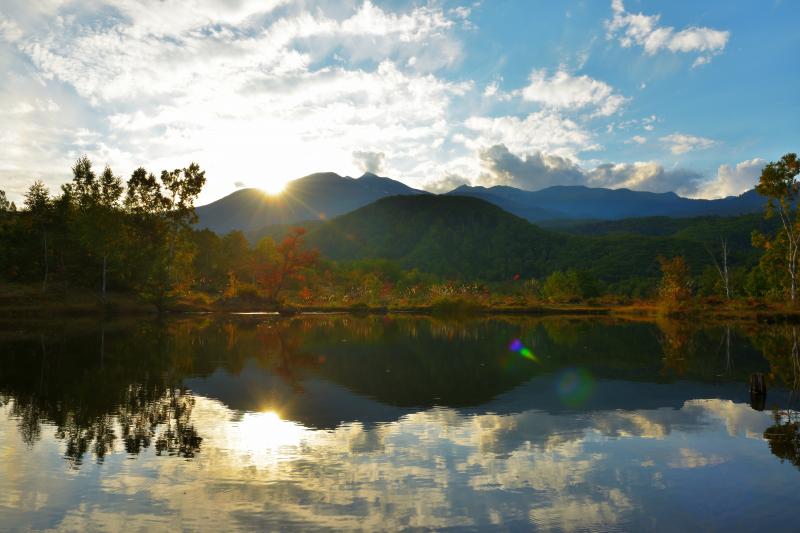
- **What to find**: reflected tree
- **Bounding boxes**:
[751,325,800,390]
[657,319,697,376]
[764,409,800,469]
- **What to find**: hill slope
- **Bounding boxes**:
[307,195,732,282]
[196,172,427,233]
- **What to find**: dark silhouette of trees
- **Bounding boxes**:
[0,189,16,212]
[123,163,207,309]
[68,157,125,301]
[24,181,52,292]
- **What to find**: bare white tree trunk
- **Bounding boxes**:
[709,238,731,299]
[776,205,800,304]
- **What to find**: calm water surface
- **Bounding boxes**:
[1,315,799,531]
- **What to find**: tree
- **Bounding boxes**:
[254,227,318,304]
[754,153,800,303]
[707,237,731,299]
[542,269,600,303]
[70,158,125,301]
[0,189,16,212]
[123,164,206,310]
[658,256,692,310]
[24,181,51,292]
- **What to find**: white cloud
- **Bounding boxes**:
[606,0,730,67]
[352,150,386,175]
[521,69,628,117]
[0,1,474,203]
[464,111,597,161]
[626,135,647,145]
[478,144,585,190]
[477,144,704,195]
[0,15,23,42]
[660,133,716,155]
[695,158,765,198]
[587,161,703,194]
[0,0,747,203]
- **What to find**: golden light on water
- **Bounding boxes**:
[228,410,307,461]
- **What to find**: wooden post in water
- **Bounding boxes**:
[749,372,767,411]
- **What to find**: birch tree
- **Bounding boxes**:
[753,153,800,303]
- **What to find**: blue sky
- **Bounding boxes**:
[0,0,797,204]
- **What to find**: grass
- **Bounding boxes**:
[3,280,800,322]
[0,281,155,317]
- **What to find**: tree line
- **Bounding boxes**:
[0,153,798,310]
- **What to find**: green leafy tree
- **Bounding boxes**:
[542,269,600,303]
[753,153,800,303]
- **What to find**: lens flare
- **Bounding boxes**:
[509,338,538,362]
[556,368,594,407]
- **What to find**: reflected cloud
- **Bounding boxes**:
[2,392,782,531]
[1,316,799,530]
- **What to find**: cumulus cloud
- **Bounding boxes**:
[352,150,386,175]
[695,158,765,198]
[479,144,585,190]
[478,144,704,195]
[521,69,629,117]
[626,135,647,145]
[606,0,730,67]
[0,0,744,203]
[587,161,703,195]
[660,133,716,155]
[422,173,470,193]
[0,1,473,202]
[464,111,597,161]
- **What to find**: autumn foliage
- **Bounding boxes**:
[254,227,318,303]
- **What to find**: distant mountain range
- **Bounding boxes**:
[195,171,766,234]
[446,184,766,221]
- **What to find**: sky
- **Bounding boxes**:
[0,0,798,205]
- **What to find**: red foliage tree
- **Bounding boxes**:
[255,227,318,303]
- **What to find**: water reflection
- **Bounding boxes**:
[1,316,800,530]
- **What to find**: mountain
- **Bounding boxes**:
[447,185,766,222]
[306,195,728,282]
[308,195,560,279]
[195,172,427,233]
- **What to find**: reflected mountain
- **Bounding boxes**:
[0,315,796,467]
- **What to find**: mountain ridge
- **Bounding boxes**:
[195,170,766,234]
[195,171,428,233]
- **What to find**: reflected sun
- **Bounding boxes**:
[231,411,307,461]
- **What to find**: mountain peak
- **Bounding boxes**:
[297,172,346,182]
[358,172,383,180]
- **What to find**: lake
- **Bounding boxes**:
[1,315,799,531]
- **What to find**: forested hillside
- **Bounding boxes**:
[307,195,746,284]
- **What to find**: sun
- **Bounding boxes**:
[262,180,286,195]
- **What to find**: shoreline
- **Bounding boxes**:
[3,294,800,323]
